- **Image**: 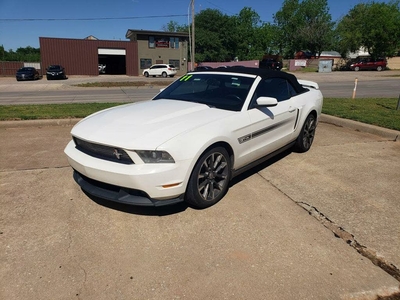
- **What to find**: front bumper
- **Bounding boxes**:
[47,72,65,79]
[16,74,34,80]
[73,171,184,206]
[64,140,191,205]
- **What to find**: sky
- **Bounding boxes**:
[0,0,393,51]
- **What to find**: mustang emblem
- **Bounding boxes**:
[113,149,123,160]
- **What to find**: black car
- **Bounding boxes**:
[259,58,283,71]
[194,66,213,71]
[46,65,67,80]
[16,67,40,81]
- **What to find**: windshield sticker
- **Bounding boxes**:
[180,74,193,81]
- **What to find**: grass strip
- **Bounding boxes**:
[1,98,399,131]
[322,98,400,131]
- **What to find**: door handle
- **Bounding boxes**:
[289,107,296,113]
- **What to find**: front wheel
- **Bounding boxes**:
[354,66,360,71]
[295,114,316,153]
[144,72,149,77]
[377,66,383,71]
[162,72,167,78]
[185,147,231,209]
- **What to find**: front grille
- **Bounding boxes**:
[73,137,134,164]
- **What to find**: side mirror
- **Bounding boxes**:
[256,96,278,107]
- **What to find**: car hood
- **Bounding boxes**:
[71,99,234,149]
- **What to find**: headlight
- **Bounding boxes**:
[135,150,175,163]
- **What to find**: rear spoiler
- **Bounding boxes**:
[298,80,319,90]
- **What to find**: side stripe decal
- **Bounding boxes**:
[237,119,293,144]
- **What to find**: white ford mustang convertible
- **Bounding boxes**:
[65,67,323,208]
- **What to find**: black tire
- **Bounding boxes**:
[354,66,360,71]
[186,147,231,209]
[162,72,167,78]
[295,114,316,153]
[144,72,149,77]
[377,66,383,71]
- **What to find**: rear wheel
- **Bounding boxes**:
[295,114,316,153]
[186,147,231,209]
[377,66,383,71]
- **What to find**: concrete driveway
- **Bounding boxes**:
[1,117,399,299]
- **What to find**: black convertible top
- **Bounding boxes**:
[194,66,308,94]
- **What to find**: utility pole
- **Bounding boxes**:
[191,0,195,70]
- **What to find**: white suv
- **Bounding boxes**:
[143,64,177,78]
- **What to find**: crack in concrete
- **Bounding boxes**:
[297,201,400,283]
[0,165,70,173]
[257,173,400,284]
[66,202,87,299]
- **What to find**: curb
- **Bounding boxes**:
[1,115,399,141]
[0,118,80,128]
[320,114,400,141]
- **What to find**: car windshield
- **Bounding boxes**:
[48,66,61,70]
[153,73,256,111]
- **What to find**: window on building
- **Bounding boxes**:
[140,58,152,69]
[170,37,179,49]
[149,36,155,48]
[169,59,180,70]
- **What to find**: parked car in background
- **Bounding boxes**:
[46,65,67,80]
[98,64,106,74]
[65,67,323,209]
[143,64,177,78]
[350,58,387,71]
[195,66,213,71]
[15,67,40,81]
[259,58,283,71]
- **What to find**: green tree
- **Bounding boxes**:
[232,7,263,60]
[273,0,334,58]
[273,0,301,58]
[336,1,400,58]
[161,21,188,33]
[193,8,235,62]
[0,46,40,62]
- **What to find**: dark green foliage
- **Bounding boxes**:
[336,1,400,58]
[0,45,40,62]
[273,0,334,58]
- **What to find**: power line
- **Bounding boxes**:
[0,14,187,22]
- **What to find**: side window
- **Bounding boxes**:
[287,82,297,97]
[253,78,291,102]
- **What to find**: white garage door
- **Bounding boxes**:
[98,48,126,55]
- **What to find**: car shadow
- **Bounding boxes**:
[230,148,293,186]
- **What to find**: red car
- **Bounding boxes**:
[350,58,387,71]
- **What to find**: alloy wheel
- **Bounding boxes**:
[302,115,316,150]
[196,152,229,202]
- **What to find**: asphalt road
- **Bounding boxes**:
[0,71,399,105]
[0,88,158,105]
